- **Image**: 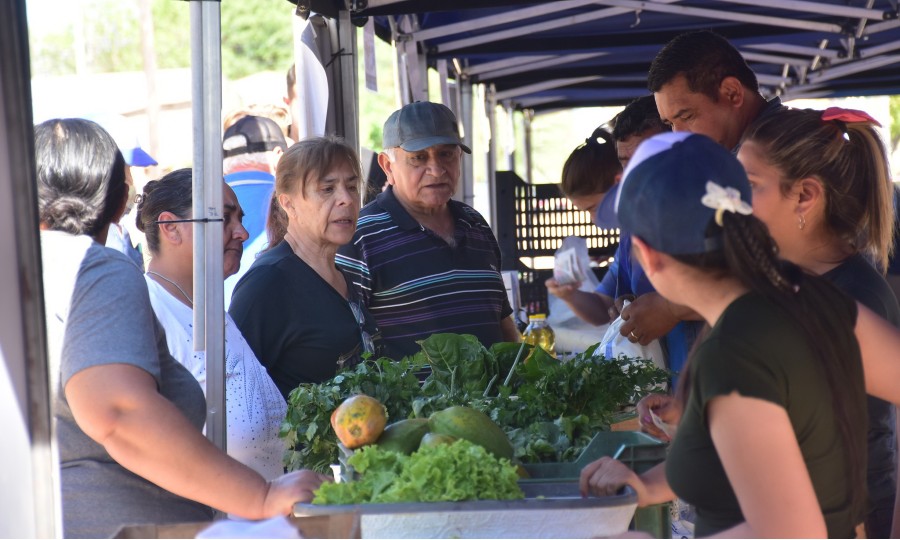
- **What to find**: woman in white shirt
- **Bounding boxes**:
[135,168,287,480]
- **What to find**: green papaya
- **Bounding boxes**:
[428,406,514,460]
[419,432,457,448]
[374,418,429,454]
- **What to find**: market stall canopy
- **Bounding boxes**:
[299,0,900,111]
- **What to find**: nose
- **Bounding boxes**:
[234,221,249,242]
[335,183,356,206]
[424,153,446,176]
[671,121,688,132]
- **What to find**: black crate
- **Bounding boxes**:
[495,171,619,316]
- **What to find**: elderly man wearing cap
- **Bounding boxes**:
[222,115,289,309]
[338,101,520,360]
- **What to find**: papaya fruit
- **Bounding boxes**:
[375,418,430,454]
[330,394,388,449]
[419,432,457,448]
[428,406,514,460]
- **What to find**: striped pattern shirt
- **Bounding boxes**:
[337,187,513,360]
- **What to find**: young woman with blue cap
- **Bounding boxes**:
[580,132,869,537]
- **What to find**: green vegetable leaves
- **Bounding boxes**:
[312,440,524,505]
[282,334,669,473]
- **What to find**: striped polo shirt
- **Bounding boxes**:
[337,187,513,360]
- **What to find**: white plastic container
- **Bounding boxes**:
[294,484,637,539]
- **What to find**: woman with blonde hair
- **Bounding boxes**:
[738,107,898,537]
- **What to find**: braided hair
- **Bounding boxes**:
[674,212,867,526]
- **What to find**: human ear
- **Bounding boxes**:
[377,152,395,185]
[277,193,294,216]
[719,76,745,108]
[632,236,663,276]
[795,177,824,217]
[156,211,183,244]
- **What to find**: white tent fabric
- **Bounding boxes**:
[292,12,330,139]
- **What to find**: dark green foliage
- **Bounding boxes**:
[283,335,668,473]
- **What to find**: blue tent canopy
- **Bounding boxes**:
[305,0,900,111]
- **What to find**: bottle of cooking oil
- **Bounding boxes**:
[523,314,555,355]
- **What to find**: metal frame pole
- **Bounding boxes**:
[336,10,359,150]
[1,1,59,536]
[523,108,534,185]
[459,77,475,207]
[486,84,498,227]
[189,0,226,451]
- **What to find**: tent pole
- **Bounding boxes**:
[189,0,226,451]
[460,77,475,207]
[523,108,534,184]
[337,9,359,150]
[1,1,60,536]
[486,84,498,227]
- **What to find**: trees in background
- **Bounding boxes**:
[29,0,293,81]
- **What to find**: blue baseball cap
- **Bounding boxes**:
[382,101,471,154]
[616,132,753,255]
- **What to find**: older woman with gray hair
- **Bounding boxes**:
[36,118,327,538]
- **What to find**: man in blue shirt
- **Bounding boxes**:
[548,96,701,378]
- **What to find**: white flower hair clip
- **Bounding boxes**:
[701,181,752,226]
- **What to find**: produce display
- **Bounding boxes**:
[312,440,524,505]
[281,333,668,473]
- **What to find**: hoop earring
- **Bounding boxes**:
[798,214,806,230]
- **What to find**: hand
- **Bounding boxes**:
[545,277,582,301]
[636,393,682,442]
[579,457,649,506]
[262,469,332,517]
[619,292,679,345]
[610,294,636,320]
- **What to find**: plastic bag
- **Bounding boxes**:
[597,308,667,371]
[548,237,601,328]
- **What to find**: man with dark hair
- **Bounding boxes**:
[611,95,669,170]
[647,30,895,539]
[648,30,782,151]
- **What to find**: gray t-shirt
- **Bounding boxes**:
[41,231,213,538]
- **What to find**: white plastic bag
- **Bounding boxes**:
[548,236,601,328]
[597,311,667,371]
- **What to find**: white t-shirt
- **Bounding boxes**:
[145,276,287,480]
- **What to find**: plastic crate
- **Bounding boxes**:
[495,171,620,261]
[520,431,665,479]
[494,171,619,318]
[520,431,670,538]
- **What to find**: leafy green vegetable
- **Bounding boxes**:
[312,440,524,505]
[282,334,669,472]
[281,356,424,472]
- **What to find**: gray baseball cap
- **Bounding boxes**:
[382,101,471,154]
